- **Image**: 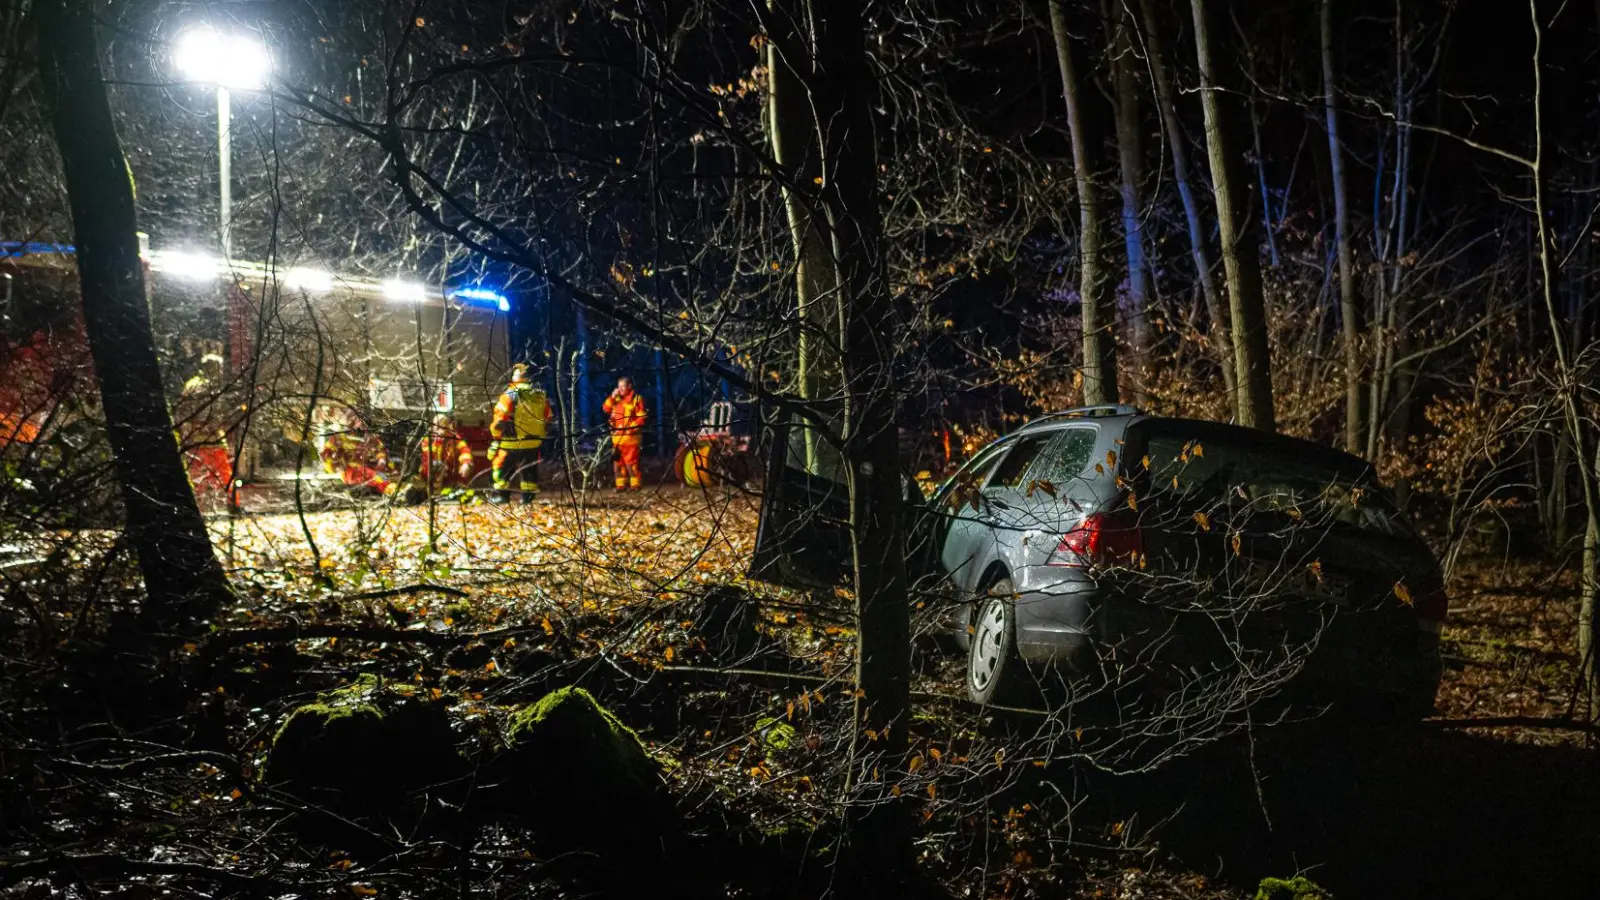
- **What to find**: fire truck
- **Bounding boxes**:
[1,239,510,503]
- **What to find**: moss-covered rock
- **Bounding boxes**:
[754,716,796,752]
[1256,876,1332,900]
[264,675,461,812]
[491,687,678,874]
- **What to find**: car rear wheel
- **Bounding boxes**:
[968,575,1025,706]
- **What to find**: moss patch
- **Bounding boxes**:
[754,716,795,752]
[491,687,677,872]
[502,686,662,791]
[264,675,460,812]
[1256,876,1332,900]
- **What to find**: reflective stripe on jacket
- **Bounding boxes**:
[603,391,647,444]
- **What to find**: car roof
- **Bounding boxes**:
[1014,409,1377,479]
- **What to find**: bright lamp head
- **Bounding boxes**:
[174,26,271,90]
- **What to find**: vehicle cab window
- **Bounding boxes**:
[986,432,1055,490]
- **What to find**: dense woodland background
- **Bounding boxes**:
[2,1,1599,898]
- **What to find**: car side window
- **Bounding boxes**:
[986,433,1055,490]
[934,438,1010,508]
[1031,428,1097,487]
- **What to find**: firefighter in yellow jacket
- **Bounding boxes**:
[603,375,647,492]
[420,413,475,493]
[489,363,552,504]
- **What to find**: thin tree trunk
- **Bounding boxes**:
[1528,0,1598,722]
[1321,0,1365,453]
[768,0,842,466]
[807,0,912,881]
[1110,0,1150,401]
[37,0,231,627]
[1237,40,1280,269]
[1190,0,1274,430]
[1050,0,1118,406]
[1137,0,1232,400]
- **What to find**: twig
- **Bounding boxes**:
[1425,715,1600,736]
[347,582,469,601]
[205,621,548,651]
[0,854,304,891]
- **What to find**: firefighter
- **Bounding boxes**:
[603,375,647,492]
[174,353,235,505]
[318,407,398,498]
[420,413,475,494]
[489,363,552,504]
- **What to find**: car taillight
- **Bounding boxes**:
[1417,586,1448,634]
[1050,511,1142,568]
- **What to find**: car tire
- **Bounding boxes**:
[967,575,1026,706]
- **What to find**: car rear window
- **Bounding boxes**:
[1140,429,1409,539]
[1031,428,1097,486]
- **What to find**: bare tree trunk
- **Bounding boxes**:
[767,0,842,415]
[1527,0,1599,722]
[1110,2,1149,400]
[1137,0,1233,400]
[1321,0,1365,453]
[37,0,231,628]
[1190,0,1274,430]
[803,0,912,881]
[1050,0,1118,406]
[1236,38,1280,269]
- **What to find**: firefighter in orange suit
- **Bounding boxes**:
[420,413,475,493]
[603,376,647,492]
[175,354,235,504]
[318,408,397,498]
[489,363,552,504]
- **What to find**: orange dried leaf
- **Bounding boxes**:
[1393,581,1414,605]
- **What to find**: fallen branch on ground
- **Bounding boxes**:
[1426,715,1600,736]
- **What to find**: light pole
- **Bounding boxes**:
[173,26,270,490]
[173,26,270,263]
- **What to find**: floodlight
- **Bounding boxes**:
[283,267,333,292]
[382,279,429,303]
[173,26,270,90]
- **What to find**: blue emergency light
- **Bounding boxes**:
[449,287,510,312]
[1,241,76,257]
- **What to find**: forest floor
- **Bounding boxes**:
[3,487,1597,898]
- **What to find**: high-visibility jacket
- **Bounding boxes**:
[491,384,552,450]
[421,430,474,480]
[603,389,647,445]
[320,430,389,483]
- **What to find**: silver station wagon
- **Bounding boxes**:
[753,405,1447,713]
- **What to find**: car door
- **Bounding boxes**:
[748,407,852,589]
[749,406,933,590]
[927,436,1015,591]
[940,430,1057,593]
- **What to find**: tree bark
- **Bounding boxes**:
[1524,1,1599,723]
[1110,0,1150,401]
[1050,0,1119,406]
[805,0,912,881]
[1136,0,1233,400]
[37,0,231,627]
[1190,0,1274,430]
[768,0,842,409]
[1321,0,1365,453]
